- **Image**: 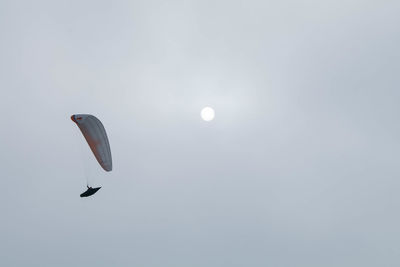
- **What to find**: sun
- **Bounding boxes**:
[201,107,215,121]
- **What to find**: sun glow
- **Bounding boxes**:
[201,107,215,121]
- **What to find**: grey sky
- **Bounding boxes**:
[1,0,400,266]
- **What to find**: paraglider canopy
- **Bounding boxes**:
[71,114,112,172]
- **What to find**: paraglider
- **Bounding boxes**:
[71,114,112,197]
[80,186,102,197]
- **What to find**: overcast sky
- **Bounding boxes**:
[1,0,400,266]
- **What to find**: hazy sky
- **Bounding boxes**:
[1,0,400,266]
